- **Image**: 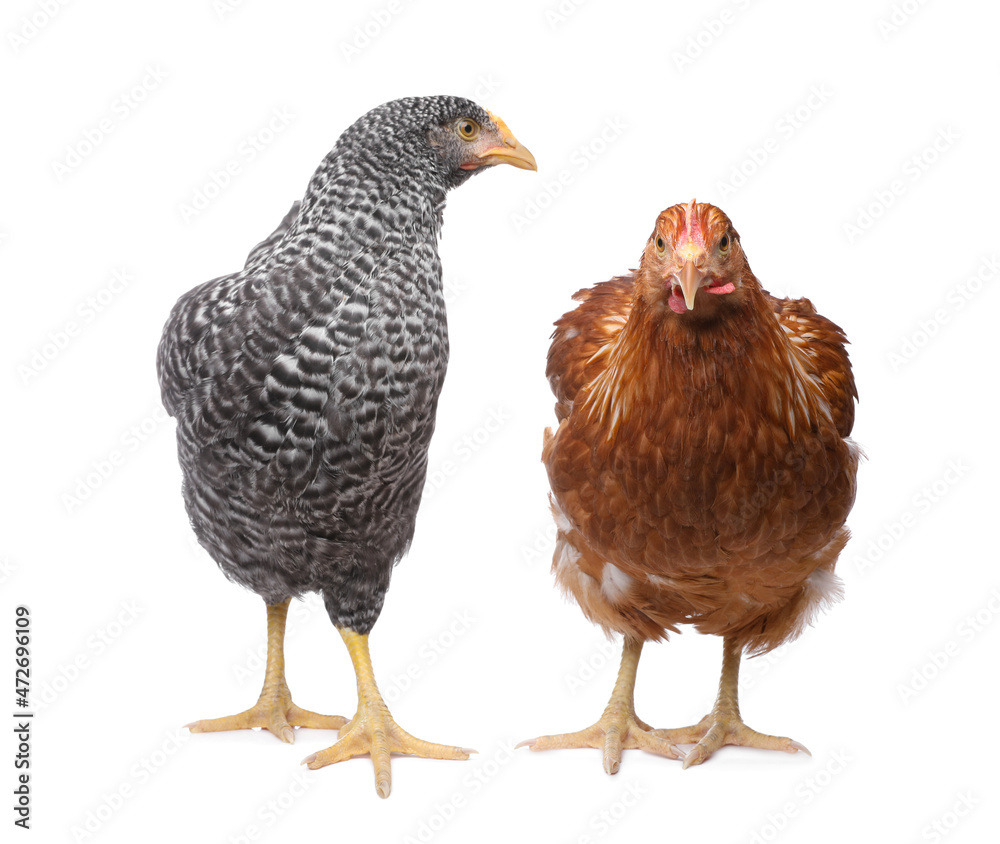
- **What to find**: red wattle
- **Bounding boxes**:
[705,282,735,295]
[668,290,687,313]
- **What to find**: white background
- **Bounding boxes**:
[3,0,998,841]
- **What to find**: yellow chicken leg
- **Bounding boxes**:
[302,630,471,799]
[517,639,682,774]
[186,598,347,743]
[653,636,810,768]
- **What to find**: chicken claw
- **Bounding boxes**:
[186,600,346,743]
[653,636,810,769]
[303,629,471,798]
[654,714,809,769]
[517,640,682,774]
[187,694,346,744]
[518,708,681,775]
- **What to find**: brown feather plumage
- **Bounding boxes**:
[543,202,858,656]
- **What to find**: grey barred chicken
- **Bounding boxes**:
[157,96,535,798]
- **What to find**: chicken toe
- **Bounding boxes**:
[186,599,346,743]
[303,629,470,798]
[653,636,809,769]
[518,639,682,774]
[654,714,808,769]
[187,694,347,743]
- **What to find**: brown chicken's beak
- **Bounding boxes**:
[679,261,704,311]
[476,111,538,171]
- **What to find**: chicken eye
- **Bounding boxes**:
[456,119,480,141]
[655,236,666,255]
[719,234,730,253]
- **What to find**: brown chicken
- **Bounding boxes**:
[521,200,858,772]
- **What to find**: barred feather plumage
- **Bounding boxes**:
[157,96,521,633]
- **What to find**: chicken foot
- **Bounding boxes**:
[517,638,682,774]
[653,635,809,769]
[302,629,471,798]
[186,598,347,743]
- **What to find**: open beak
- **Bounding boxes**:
[475,111,538,171]
[678,261,704,311]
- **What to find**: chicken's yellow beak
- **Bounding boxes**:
[476,111,537,171]
[679,261,705,311]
